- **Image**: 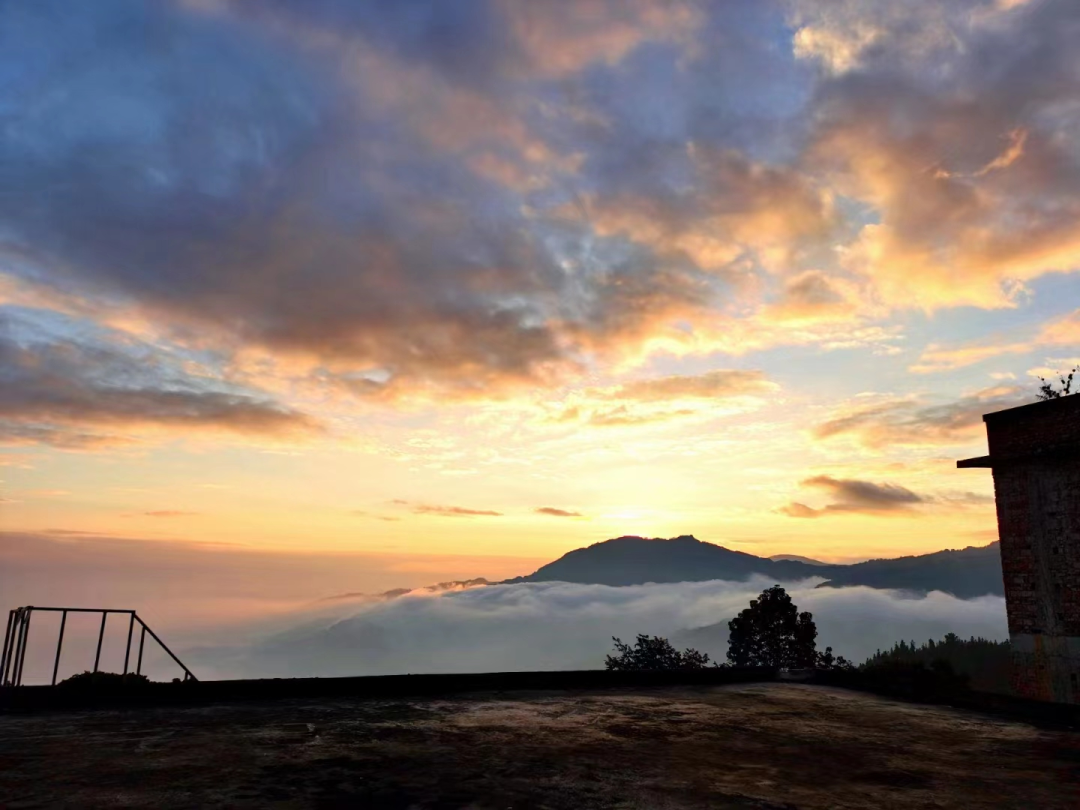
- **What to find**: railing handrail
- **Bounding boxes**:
[0,606,197,687]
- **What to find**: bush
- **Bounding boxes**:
[605,634,716,671]
[56,671,151,690]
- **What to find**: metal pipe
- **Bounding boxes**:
[1,610,14,686]
[136,617,197,681]
[14,609,31,687]
[136,624,146,676]
[8,611,21,687]
[93,612,107,673]
[10,610,25,687]
[3,607,135,614]
[8,609,25,687]
[52,610,68,686]
[123,613,135,674]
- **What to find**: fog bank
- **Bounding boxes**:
[186,578,1008,680]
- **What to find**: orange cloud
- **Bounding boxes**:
[535,507,584,518]
[499,0,702,78]
[800,1,1080,311]
[407,504,504,518]
[0,318,320,450]
[813,386,1029,448]
[547,369,776,429]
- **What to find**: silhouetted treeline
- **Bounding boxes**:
[862,633,1012,694]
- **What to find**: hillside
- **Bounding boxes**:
[507,535,1003,597]
[814,544,1004,598]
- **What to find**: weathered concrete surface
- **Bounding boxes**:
[1,683,1078,809]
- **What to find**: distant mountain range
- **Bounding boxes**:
[323,535,1004,604]
[504,535,1004,598]
[768,554,829,566]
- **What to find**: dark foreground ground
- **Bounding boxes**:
[1,683,1078,809]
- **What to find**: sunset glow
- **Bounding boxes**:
[3,0,1079,614]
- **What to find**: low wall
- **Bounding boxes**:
[0,666,776,713]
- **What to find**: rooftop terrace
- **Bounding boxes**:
[2,682,1078,808]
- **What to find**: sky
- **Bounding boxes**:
[3,0,1080,627]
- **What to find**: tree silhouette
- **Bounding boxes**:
[727,585,819,668]
[815,645,855,670]
[605,634,714,671]
[863,633,1010,693]
[1037,366,1077,400]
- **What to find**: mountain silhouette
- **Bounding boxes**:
[505,534,1003,598]
[768,554,830,566]
[812,544,1004,597]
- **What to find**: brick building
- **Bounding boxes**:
[959,395,1080,703]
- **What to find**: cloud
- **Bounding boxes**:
[185,577,1009,679]
[140,510,199,518]
[0,311,318,448]
[813,386,1029,448]
[794,0,1080,309]
[351,510,401,522]
[606,370,776,403]
[535,507,584,518]
[0,0,877,411]
[4,0,1079,419]
[497,0,703,79]
[911,308,1080,373]
[780,474,925,518]
[547,369,776,429]
[409,504,504,518]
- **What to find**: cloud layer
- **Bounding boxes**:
[189,577,1009,679]
[0,311,317,448]
[3,0,1078,438]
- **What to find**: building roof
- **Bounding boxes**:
[957,395,1080,469]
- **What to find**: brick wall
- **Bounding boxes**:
[983,396,1080,703]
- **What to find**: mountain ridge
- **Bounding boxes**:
[504,534,1003,598]
[321,536,1004,602]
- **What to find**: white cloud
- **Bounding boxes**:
[187,577,1008,679]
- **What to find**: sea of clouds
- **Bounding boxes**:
[185,577,1009,680]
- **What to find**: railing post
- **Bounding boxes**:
[123,612,135,675]
[136,623,146,676]
[93,611,107,673]
[7,609,24,687]
[1,609,14,686]
[14,609,31,687]
[2,607,196,685]
[52,610,68,686]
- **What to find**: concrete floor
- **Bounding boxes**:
[1,683,1078,809]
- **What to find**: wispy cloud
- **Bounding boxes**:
[408,504,504,518]
[0,312,319,449]
[813,387,1028,448]
[779,475,925,518]
[535,507,584,518]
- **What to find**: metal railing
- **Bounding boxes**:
[1,606,197,687]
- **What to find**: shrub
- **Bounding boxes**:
[605,634,715,671]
